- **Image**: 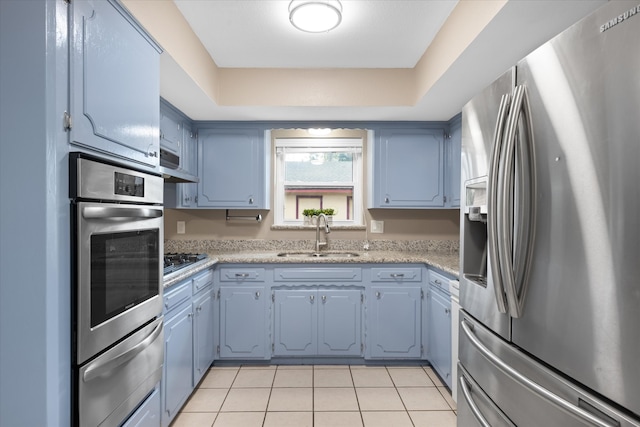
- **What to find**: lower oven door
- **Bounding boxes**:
[78,317,164,427]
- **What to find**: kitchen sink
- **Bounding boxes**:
[276,252,360,258]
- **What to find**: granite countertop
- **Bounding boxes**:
[163,249,459,289]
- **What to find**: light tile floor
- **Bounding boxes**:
[172,365,456,427]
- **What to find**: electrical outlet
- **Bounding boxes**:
[177,221,186,234]
[370,220,384,233]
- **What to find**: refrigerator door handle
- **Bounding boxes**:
[461,319,617,427]
[459,374,492,427]
[487,93,511,314]
[498,85,537,318]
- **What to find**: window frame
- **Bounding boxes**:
[274,138,364,226]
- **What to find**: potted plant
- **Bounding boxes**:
[302,208,319,225]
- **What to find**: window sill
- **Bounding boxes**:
[271,224,367,231]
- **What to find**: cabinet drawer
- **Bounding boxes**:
[219,267,265,282]
[429,269,450,293]
[274,267,362,282]
[163,281,192,314]
[192,269,213,294]
[371,268,422,282]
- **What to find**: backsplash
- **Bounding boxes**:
[164,239,459,254]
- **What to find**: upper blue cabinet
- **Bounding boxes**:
[445,114,461,208]
[370,128,445,208]
[69,0,162,168]
[197,127,269,209]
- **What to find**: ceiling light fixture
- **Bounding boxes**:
[289,1,342,33]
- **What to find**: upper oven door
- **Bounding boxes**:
[75,201,163,365]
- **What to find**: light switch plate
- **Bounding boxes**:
[177,221,186,234]
[370,220,384,233]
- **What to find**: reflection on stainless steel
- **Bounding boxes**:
[458,2,640,426]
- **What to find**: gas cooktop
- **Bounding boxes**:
[163,253,208,276]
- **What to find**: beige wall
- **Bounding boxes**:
[164,208,460,241]
[165,127,460,242]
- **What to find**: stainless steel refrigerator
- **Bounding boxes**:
[458,2,640,426]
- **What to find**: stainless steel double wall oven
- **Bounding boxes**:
[70,153,164,427]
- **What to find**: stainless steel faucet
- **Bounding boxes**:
[315,213,331,253]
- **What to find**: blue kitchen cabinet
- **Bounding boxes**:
[162,281,193,427]
[273,289,317,356]
[445,114,462,208]
[182,122,198,176]
[197,128,268,209]
[160,106,183,156]
[121,385,160,427]
[273,288,362,357]
[367,286,422,359]
[426,270,453,387]
[69,0,162,168]
[318,289,362,356]
[192,270,215,386]
[219,285,269,359]
[370,128,445,208]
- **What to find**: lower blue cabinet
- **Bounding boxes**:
[367,286,422,359]
[193,288,216,385]
[273,288,362,357]
[219,285,269,359]
[426,285,452,387]
[162,300,192,427]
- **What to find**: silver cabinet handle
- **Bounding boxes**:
[255,291,260,299]
[82,206,163,219]
[375,291,381,299]
[249,197,254,204]
[487,92,511,314]
[445,308,450,315]
[459,374,492,427]
[461,319,616,427]
[83,320,162,382]
[390,273,405,278]
[235,273,250,278]
[384,196,390,203]
[321,295,326,303]
[310,295,315,303]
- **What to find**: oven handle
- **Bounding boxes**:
[82,206,163,219]
[83,320,163,383]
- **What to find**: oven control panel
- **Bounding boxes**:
[114,172,144,197]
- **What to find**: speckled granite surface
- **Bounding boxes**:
[163,240,460,288]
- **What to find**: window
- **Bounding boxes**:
[275,138,363,226]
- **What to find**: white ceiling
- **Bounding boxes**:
[160,0,607,122]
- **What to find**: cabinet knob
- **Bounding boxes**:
[390,273,404,278]
[375,291,381,299]
[384,196,390,203]
[255,291,260,299]
[445,308,450,315]
[321,295,326,303]
[249,197,254,204]
[310,295,315,303]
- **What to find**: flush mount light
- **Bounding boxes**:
[289,0,342,33]
[307,128,332,136]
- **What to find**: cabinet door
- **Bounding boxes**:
[162,303,193,427]
[374,129,444,208]
[198,129,264,208]
[318,290,362,356]
[70,0,161,167]
[368,286,422,359]
[273,289,317,356]
[446,117,462,207]
[193,289,216,385]
[182,123,198,176]
[219,286,267,359]
[160,111,182,155]
[427,289,452,387]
